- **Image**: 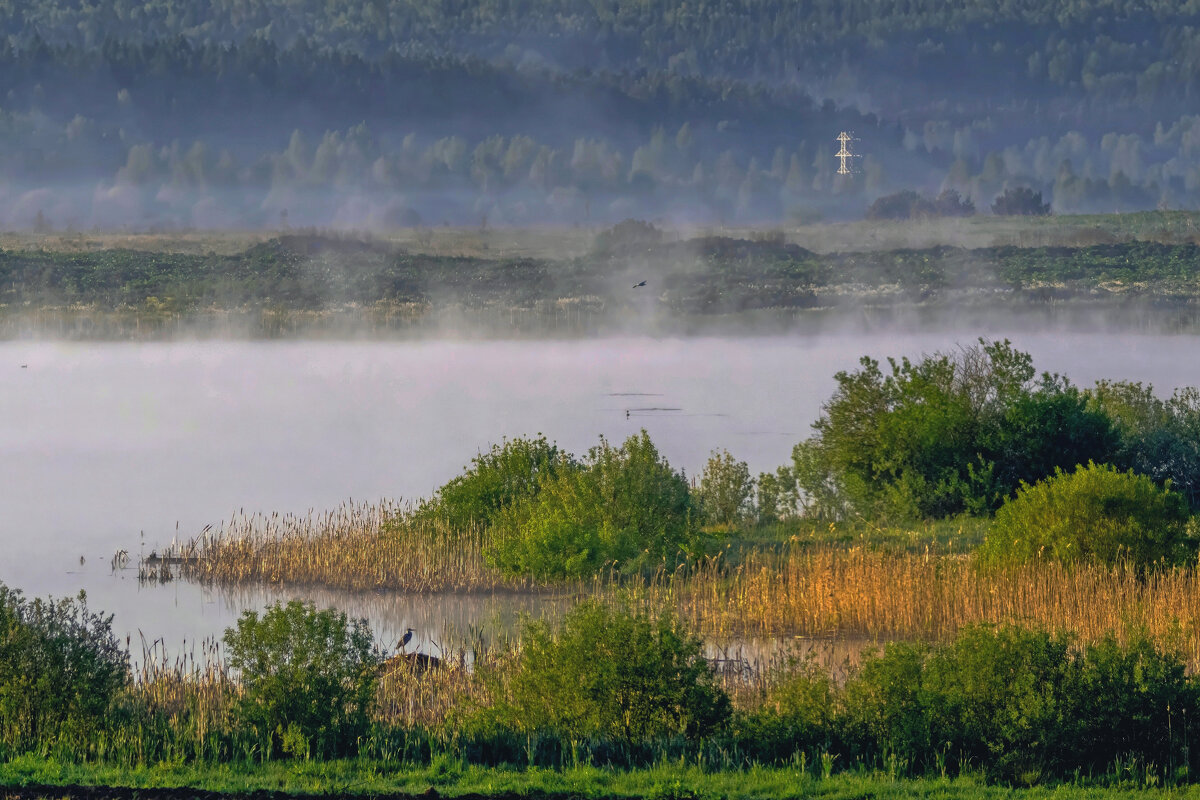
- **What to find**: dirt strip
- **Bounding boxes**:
[0,786,593,800]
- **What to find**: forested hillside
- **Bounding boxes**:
[1,0,1199,228]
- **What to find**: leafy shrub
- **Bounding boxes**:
[487,430,697,578]
[980,462,1194,569]
[490,601,729,742]
[417,435,572,528]
[841,641,931,765]
[696,449,754,528]
[0,585,129,755]
[841,625,1200,782]
[223,600,381,759]
[1069,634,1198,774]
[920,626,1076,782]
[866,190,935,220]
[933,189,976,217]
[866,189,974,220]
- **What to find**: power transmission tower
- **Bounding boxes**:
[835,131,859,175]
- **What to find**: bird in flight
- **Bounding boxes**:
[632,280,647,288]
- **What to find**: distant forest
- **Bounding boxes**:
[1,0,1199,228]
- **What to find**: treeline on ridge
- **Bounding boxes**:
[0,1,1197,224]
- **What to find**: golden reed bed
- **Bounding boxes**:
[167,504,1200,670]
[171,502,531,593]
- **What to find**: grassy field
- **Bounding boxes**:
[1,757,1195,800]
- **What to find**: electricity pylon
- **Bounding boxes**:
[835,131,858,175]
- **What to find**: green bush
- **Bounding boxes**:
[487,430,697,578]
[223,600,381,760]
[490,601,729,742]
[1070,634,1198,775]
[417,434,572,528]
[797,339,1116,519]
[841,641,931,766]
[0,585,129,756]
[920,626,1076,782]
[840,625,1198,782]
[980,461,1194,569]
[593,218,663,255]
[696,449,754,528]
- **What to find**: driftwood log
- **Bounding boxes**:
[380,651,443,676]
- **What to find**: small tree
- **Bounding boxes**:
[933,188,975,217]
[865,189,933,220]
[991,186,1050,216]
[593,218,663,254]
[755,466,799,523]
[696,449,754,528]
[223,600,381,759]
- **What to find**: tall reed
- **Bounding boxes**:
[167,505,1200,670]
[170,502,530,592]
[655,546,1200,668]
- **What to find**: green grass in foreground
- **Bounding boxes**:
[0,756,1194,800]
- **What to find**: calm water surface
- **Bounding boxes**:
[2,333,1197,655]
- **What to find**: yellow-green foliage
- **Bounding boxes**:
[417,435,572,529]
[485,601,730,741]
[980,462,1194,569]
[486,431,697,578]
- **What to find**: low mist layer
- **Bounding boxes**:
[5,221,1200,339]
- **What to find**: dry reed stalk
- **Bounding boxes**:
[170,502,534,592]
[374,655,504,727]
[655,546,1200,669]
[168,505,1200,671]
[122,634,494,730]
[128,636,234,744]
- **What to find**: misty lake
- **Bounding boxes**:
[3,331,1200,659]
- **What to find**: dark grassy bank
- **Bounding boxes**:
[3,760,1198,800]
[6,222,1200,338]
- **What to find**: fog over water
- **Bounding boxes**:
[2,332,1198,654]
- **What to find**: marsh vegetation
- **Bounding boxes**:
[2,338,1170,790]
[10,334,1200,798]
